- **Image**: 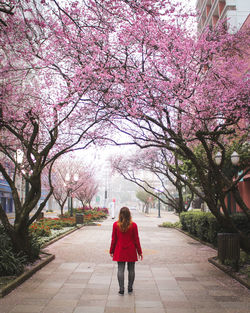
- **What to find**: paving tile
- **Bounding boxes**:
[135,308,165,313]
[17,290,56,299]
[17,298,49,305]
[104,307,135,313]
[166,308,196,313]
[73,306,105,313]
[63,282,88,288]
[58,287,85,294]
[58,263,79,270]
[134,293,161,301]
[0,305,13,313]
[135,300,164,308]
[68,272,92,279]
[41,306,75,313]
[46,299,78,307]
[162,300,191,309]
[106,299,134,308]
[9,304,44,313]
[83,288,110,295]
[77,299,107,306]
[194,308,227,313]
[52,292,82,300]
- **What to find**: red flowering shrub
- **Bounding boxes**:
[29,223,51,237]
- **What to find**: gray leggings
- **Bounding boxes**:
[117,262,135,291]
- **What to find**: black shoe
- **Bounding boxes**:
[128,288,133,293]
[118,290,124,295]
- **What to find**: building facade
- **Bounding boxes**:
[196,0,250,32]
[0,178,14,213]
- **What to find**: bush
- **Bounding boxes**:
[0,249,27,276]
[0,225,28,276]
[180,211,220,245]
[160,222,181,228]
[180,211,250,246]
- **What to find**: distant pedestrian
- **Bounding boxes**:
[110,201,115,219]
[109,207,143,295]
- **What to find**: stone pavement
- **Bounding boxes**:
[1,211,250,313]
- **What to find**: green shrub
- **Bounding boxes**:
[0,225,28,276]
[180,211,220,245]
[30,235,42,260]
[206,214,220,244]
[180,211,250,246]
[0,249,27,276]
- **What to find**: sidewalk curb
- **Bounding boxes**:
[0,252,55,298]
[208,257,250,290]
[173,227,250,290]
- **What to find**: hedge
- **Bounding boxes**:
[180,211,250,246]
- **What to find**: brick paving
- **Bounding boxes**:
[1,210,250,313]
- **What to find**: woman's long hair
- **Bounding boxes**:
[117,207,132,232]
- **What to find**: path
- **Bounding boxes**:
[0,211,249,313]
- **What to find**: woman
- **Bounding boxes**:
[109,207,143,295]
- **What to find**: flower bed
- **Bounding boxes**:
[63,206,109,223]
[29,217,76,237]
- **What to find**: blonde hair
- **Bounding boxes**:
[117,207,132,232]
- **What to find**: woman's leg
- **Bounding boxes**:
[127,262,135,291]
[117,262,125,293]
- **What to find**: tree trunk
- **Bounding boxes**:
[7,218,37,262]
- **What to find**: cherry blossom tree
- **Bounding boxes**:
[50,157,98,214]
[0,0,117,259]
[94,3,249,249]
[75,177,98,207]
[112,148,194,214]
[136,187,153,214]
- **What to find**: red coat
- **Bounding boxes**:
[110,221,142,262]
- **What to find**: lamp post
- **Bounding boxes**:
[214,151,240,167]
[16,149,29,202]
[155,188,163,218]
[214,151,240,214]
[158,195,161,218]
[65,172,79,217]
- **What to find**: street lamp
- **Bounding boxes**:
[155,188,163,218]
[231,151,240,166]
[15,149,29,202]
[65,172,79,217]
[214,151,222,165]
[16,149,24,164]
[214,151,240,166]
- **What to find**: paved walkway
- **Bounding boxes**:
[1,211,250,313]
